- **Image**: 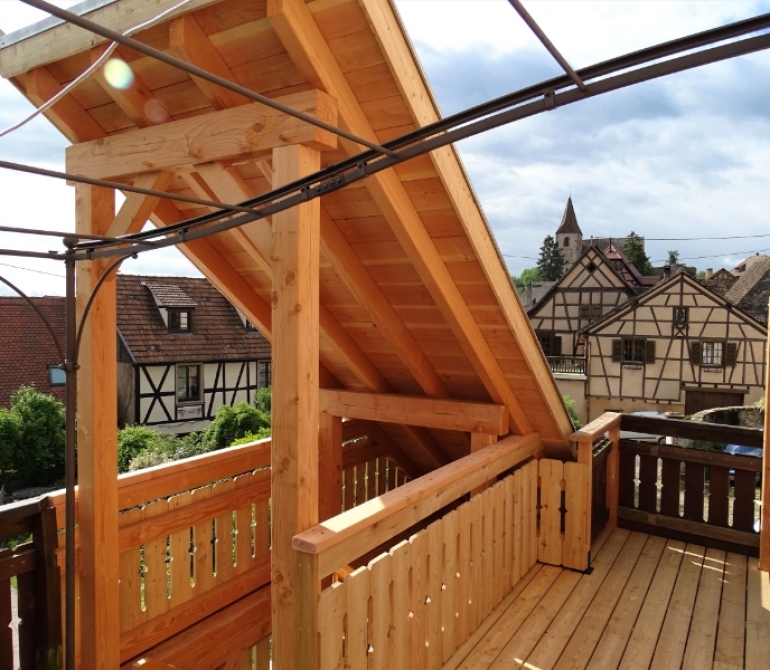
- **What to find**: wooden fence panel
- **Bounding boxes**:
[539,459,563,565]
[0,569,13,670]
[563,462,590,570]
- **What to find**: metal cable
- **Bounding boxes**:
[20,0,397,158]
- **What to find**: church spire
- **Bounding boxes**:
[556,197,582,235]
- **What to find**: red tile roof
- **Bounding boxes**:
[117,274,271,364]
[0,296,66,408]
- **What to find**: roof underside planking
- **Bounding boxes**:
[0,0,573,468]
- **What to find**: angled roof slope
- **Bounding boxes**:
[0,0,572,464]
[117,275,271,365]
[0,297,66,407]
[724,256,770,305]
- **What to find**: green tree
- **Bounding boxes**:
[667,250,680,266]
[623,232,654,276]
[537,235,565,281]
[0,386,66,485]
[117,425,180,473]
[511,267,542,289]
[254,386,272,415]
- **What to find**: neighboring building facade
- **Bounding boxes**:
[117,275,272,434]
[583,271,767,420]
[702,268,738,297]
[527,246,644,358]
[0,297,67,407]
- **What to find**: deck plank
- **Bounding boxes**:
[608,538,685,670]
[714,552,748,670]
[649,543,706,670]
[681,547,726,670]
[745,557,770,670]
[524,528,630,670]
[455,565,561,670]
[586,534,667,670]
[552,531,649,670]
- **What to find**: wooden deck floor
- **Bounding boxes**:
[443,528,770,670]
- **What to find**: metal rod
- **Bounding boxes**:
[0,159,258,215]
[0,275,64,361]
[20,0,397,158]
[0,224,150,243]
[0,248,63,260]
[61,29,770,263]
[507,0,587,91]
[63,243,77,670]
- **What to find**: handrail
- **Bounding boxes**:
[293,432,542,581]
[620,414,763,448]
[571,412,621,443]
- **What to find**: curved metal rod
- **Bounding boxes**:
[74,253,134,357]
[0,274,64,361]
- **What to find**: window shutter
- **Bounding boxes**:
[645,340,656,364]
[579,305,589,319]
[554,336,562,356]
[612,339,622,362]
[690,341,702,365]
[725,342,738,366]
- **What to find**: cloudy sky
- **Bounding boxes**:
[2,0,770,296]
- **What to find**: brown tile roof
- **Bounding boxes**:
[0,296,66,407]
[117,274,271,365]
[143,282,197,308]
[724,256,770,305]
[602,244,661,289]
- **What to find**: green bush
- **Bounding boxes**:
[0,387,65,485]
[254,387,271,415]
[563,394,582,429]
[118,425,173,473]
[230,426,272,446]
[203,401,270,450]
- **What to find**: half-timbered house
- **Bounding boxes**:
[583,270,767,419]
[116,275,272,433]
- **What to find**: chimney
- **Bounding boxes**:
[705,268,713,279]
[525,283,533,308]
[663,265,671,279]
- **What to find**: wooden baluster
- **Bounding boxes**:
[606,424,620,528]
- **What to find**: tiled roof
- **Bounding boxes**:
[117,275,271,365]
[0,297,66,407]
[731,253,769,275]
[143,282,197,308]
[602,244,660,288]
[724,256,770,306]
[555,197,582,235]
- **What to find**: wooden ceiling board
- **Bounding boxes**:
[0,0,572,460]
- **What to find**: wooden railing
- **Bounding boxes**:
[615,414,764,554]
[547,355,586,375]
[291,432,594,669]
[0,497,61,670]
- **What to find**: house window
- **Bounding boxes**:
[245,320,258,333]
[258,361,272,388]
[612,338,655,364]
[48,365,65,386]
[168,310,191,333]
[177,364,201,403]
[702,341,723,366]
[563,237,570,247]
[536,331,561,357]
[579,305,603,323]
[623,338,646,363]
[673,308,688,326]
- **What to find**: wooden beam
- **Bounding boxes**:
[91,47,167,127]
[75,183,120,670]
[25,66,104,143]
[65,90,338,181]
[470,432,498,496]
[318,414,343,522]
[320,208,450,399]
[266,0,532,436]
[319,389,508,435]
[358,0,574,447]
[106,172,174,238]
[271,144,321,670]
[760,300,770,571]
[0,0,221,79]
[169,13,250,109]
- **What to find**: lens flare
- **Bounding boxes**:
[103,59,134,90]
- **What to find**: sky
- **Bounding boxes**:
[1,0,770,296]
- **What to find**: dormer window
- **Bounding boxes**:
[169,309,191,333]
[245,319,258,333]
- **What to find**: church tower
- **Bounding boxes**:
[555,197,583,268]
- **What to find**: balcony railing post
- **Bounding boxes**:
[606,424,620,530]
[761,297,770,572]
[575,437,593,570]
[294,550,320,670]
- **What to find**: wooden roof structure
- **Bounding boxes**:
[1,1,573,667]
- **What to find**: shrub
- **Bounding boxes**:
[1,387,65,485]
[254,387,271,415]
[203,401,270,450]
[563,394,582,429]
[230,426,272,446]
[117,425,172,473]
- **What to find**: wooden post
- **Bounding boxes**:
[760,298,770,571]
[271,144,321,670]
[319,414,343,521]
[576,437,593,569]
[32,506,62,670]
[75,183,121,670]
[606,424,620,530]
[470,432,498,496]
